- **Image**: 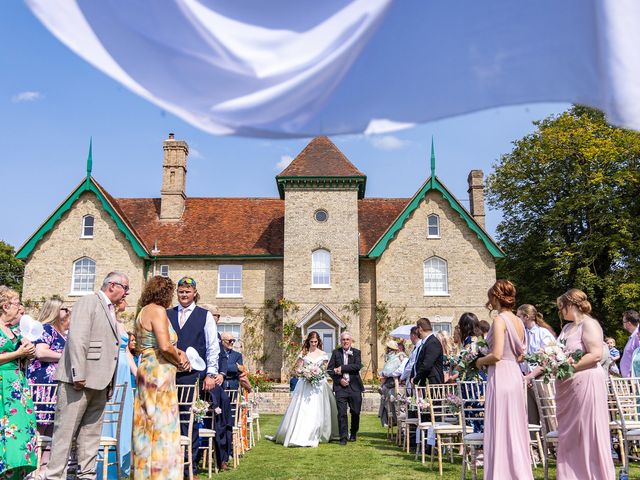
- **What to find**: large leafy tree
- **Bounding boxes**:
[0,240,24,293]
[487,106,640,338]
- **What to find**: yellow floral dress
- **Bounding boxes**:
[132,312,181,479]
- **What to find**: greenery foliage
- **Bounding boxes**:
[0,240,24,292]
[375,301,407,342]
[487,106,640,337]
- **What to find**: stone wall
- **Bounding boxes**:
[257,384,381,414]
[22,192,145,312]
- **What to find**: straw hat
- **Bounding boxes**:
[385,340,399,351]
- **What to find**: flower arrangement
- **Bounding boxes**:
[248,370,274,392]
[524,338,584,383]
[455,337,489,379]
[191,398,210,423]
[444,393,463,413]
[296,362,327,387]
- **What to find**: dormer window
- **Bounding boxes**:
[82,215,94,238]
[427,214,440,238]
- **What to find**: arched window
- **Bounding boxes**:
[312,249,331,288]
[72,257,96,293]
[82,215,95,238]
[427,214,440,238]
[424,256,448,295]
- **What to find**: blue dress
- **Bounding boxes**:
[98,331,134,479]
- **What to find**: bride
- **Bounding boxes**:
[273,331,339,447]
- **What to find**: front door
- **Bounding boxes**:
[308,320,336,355]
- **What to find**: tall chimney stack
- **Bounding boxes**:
[467,170,485,228]
[160,133,188,220]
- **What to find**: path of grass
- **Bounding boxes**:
[202,414,636,479]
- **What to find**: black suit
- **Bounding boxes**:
[412,334,444,386]
[327,347,364,440]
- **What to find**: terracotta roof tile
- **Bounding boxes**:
[113,196,409,257]
[358,199,410,253]
[115,198,285,257]
[277,136,365,178]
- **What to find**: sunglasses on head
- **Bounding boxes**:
[178,277,197,287]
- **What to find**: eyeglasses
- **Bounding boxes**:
[111,282,130,292]
[224,339,236,344]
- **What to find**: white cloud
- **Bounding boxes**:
[190,147,204,159]
[276,154,293,170]
[368,135,410,151]
[11,91,43,103]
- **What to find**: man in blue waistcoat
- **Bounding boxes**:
[167,277,221,477]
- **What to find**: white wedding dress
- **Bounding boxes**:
[273,351,339,447]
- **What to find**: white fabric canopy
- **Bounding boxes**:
[27,0,640,137]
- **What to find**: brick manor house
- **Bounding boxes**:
[17,135,503,379]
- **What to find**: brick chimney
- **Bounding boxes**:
[467,170,485,228]
[160,133,188,220]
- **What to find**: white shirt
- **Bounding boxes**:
[402,338,424,382]
[177,302,220,375]
[521,324,555,374]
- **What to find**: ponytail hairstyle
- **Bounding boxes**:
[517,304,557,338]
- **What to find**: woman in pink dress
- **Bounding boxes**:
[555,289,614,480]
[476,279,533,480]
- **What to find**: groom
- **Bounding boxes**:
[328,331,364,445]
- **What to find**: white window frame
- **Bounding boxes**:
[70,257,96,295]
[217,265,243,298]
[218,316,244,341]
[159,264,169,277]
[311,249,331,288]
[81,215,95,238]
[427,214,440,238]
[423,256,449,296]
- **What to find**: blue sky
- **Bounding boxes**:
[1,1,569,250]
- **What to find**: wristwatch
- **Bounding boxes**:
[206,373,216,378]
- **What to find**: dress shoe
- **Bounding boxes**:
[339,439,347,445]
[349,435,357,442]
[220,462,230,471]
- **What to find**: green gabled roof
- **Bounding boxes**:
[367,175,505,259]
[16,176,149,260]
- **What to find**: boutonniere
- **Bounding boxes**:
[346,350,353,356]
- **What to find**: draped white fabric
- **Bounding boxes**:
[26,0,640,137]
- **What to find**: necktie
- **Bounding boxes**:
[179,308,187,329]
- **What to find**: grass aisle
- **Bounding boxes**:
[203,414,640,479]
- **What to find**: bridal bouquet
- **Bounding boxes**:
[455,337,489,379]
[524,338,584,383]
[296,363,327,387]
[191,398,210,423]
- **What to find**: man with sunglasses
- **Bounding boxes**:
[167,276,221,477]
[220,332,243,390]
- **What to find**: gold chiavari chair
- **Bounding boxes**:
[424,383,464,477]
[177,384,197,480]
[458,380,485,480]
[532,379,559,480]
[97,383,126,480]
[225,387,241,468]
[30,383,58,478]
[197,390,218,479]
[610,376,640,474]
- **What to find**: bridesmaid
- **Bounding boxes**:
[476,279,533,480]
[132,276,191,480]
[555,289,614,480]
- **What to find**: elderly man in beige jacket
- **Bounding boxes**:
[44,272,129,480]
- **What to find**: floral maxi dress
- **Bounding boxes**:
[132,315,181,480]
[0,330,37,480]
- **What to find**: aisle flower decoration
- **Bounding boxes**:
[524,338,584,383]
[191,398,210,423]
[444,393,463,413]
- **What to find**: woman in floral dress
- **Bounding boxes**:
[0,286,38,479]
[132,276,191,480]
[26,299,69,435]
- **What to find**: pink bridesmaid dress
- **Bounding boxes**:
[484,313,533,480]
[555,322,614,480]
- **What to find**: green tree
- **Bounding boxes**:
[0,240,24,292]
[487,106,640,336]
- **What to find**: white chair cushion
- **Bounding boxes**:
[100,436,117,445]
[199,428,215,437]
[546,431,559,440]
[180,435,190,445]
[463,432,484,443]
[527,423,541,431]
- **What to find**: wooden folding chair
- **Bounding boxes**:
[30,383,58,478]
[97,383,126,480]
[458,380,485,480]
[532,379,559,480]
[177,384,197,480]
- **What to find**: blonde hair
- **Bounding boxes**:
[557,288,592,315]
[436,330,454,356]
[517,304,557,337]
[0,286,19,311]
[38,298,63,326]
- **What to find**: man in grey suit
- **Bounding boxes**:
[44,272,129,480]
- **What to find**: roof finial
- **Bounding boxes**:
[86,137,93,179]
[430,136,436,178]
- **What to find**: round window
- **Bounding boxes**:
[314,209,328,222]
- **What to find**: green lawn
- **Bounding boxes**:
[197,414,638,479]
